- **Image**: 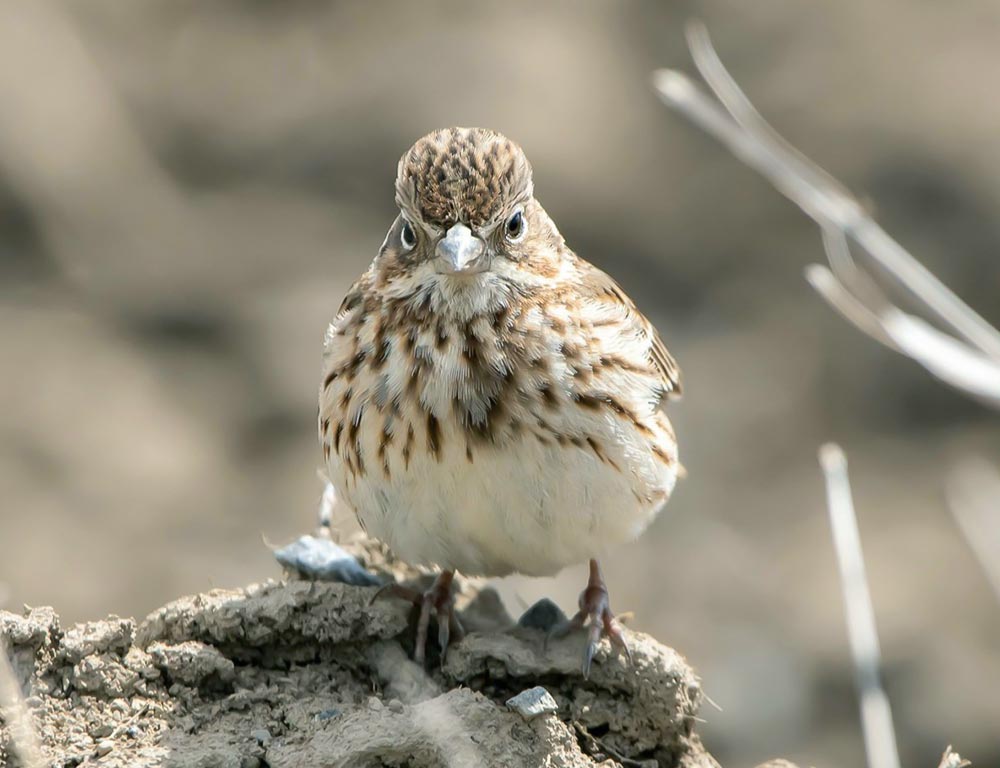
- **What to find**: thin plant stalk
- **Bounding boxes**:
[652,23,1000,407]
[819,444,901,768]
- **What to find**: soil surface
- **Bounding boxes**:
[2,535,727,768]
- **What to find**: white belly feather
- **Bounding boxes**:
[338,410,675,577]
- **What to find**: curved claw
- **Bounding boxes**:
[605,616,633,665]
[435,604,468,662]
[414,596,433,664]
[582,619,603,677]
[373,571,462,666]
[437,607,451,661]
[548,560,634,679]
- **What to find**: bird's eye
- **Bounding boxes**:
[400,220,416,252]
[505,210,526,242]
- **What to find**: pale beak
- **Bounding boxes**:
[435,224,487,275]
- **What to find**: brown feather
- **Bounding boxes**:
[577,262,682,399]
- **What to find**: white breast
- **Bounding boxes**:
[322,326,676,576]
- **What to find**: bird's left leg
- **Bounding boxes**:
[547,559,632,677]
[372,569,464,664]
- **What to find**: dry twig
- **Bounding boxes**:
[938,745,971,768]
[819,444,901,768]
[653,22,1000,409]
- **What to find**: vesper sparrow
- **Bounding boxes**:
[319,127,681,675]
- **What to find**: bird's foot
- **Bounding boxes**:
[371,570,464,664]
[547,559,632,678]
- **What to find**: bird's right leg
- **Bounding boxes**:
[372,569,464,664]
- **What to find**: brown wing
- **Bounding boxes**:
[581,262,682,399]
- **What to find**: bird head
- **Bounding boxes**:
[373,128,566,316]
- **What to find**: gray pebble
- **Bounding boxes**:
[273,535,381,586]
[517,598,567,632]
[388,698,404,713]
[96,740,114,757]
[251,728,272,747]
[506,686,558,720]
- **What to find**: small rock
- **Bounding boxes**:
[506,686,558,720]
[459,587,514,632]
[273,534,381,586]
[89,723,113,738]
[251,728,272,747]
[0,607,57,650]
[96,740,113,757]
[368,696,384,711]
[147,640,235,687]
[60,618,134,663]
[388,698,404,713]
[70,653,140,698]
[517,599,567,632]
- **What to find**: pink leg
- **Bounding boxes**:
[372,570,464,664]
[548,559,632,677]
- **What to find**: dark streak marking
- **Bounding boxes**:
[538,383,558,408]
[403,424,415,469]
[427,413,442,459]
[651,444,674,465]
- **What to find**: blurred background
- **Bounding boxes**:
[1,1,998,766]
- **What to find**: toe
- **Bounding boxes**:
[582,619,603,678]
[437,609,451,660]
[604,614,633,665]
[449,613,466,644]
[413,597,433,664]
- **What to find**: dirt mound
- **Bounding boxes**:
[2,535,732,767]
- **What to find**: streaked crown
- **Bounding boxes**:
[395,127,533,230]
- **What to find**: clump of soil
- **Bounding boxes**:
[1,535,724,768]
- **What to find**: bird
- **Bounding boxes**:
[318,127,681,676]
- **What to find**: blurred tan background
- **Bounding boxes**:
[1,1,999,766]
